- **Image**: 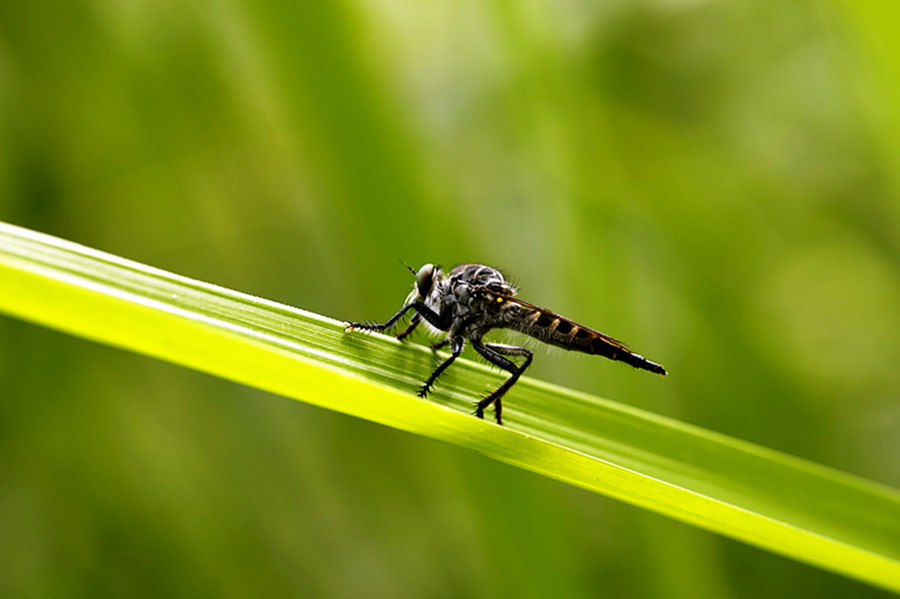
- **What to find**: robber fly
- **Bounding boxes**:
[344,263,666,425]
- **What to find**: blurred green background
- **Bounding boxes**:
[2,0,900,597]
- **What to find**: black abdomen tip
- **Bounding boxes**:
[647,361,667,376]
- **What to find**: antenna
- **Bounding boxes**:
[399,259,417,275]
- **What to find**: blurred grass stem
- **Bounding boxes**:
[1,221,899,593]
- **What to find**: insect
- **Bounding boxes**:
[344,263,666,425]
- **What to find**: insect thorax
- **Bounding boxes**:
[425,264,515,334]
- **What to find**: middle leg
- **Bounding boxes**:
[417,336,465,398]
[396,313,421,340]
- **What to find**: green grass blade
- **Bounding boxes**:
[1,220,899,593]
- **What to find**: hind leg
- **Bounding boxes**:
[470,340,532,425]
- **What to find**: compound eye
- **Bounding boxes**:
[416,263,436,296]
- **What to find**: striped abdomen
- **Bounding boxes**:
[504,298,667,376]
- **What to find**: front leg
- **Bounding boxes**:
[344,302,450,334]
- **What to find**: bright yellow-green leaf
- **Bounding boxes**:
[2,220,899,593]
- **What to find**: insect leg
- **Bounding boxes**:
[429,338,451,351]
[470,340,533,425]
[418,336,465,398]
[396,313,421,340]
[344,302,450,334]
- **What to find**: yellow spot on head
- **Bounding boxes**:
[496,297,504,303]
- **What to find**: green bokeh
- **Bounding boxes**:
[2,1,899,597]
